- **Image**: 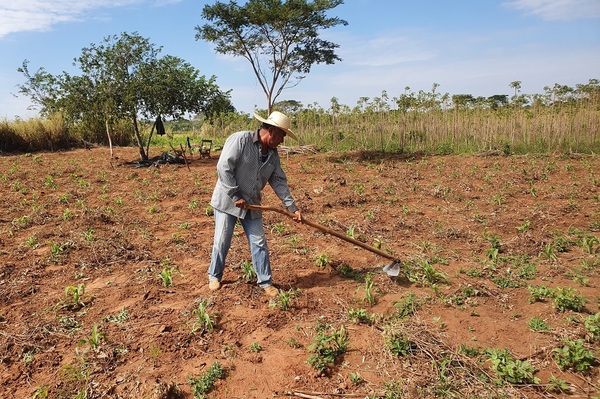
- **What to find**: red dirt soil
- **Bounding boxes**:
[1,146,599,399]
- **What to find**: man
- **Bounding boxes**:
[208,111,302,297]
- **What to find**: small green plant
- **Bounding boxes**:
[336,263,364,282]
[584,312,600,340]
[270,289,300,311]
[270,222,285,234]
[240,260,256,282]
[79,323,104,352]
[205,204,214,216]
[485,232,502,264]
[44,175,57,189]
[349,372,363,385]
[307,324,349,375]
[158,265,184,287]
[347,308,371,324]
[382,380,404,398]
[548,376,570,393]
[346,224,356,238]
[191,300,214,334]
[32,385,49,399]
[188,361,224,399]
[363,274,376,306]
[527,317,551,332]
[386,329,416,357]
[249,342,262,353]
[540,244,558,261]
[62,208,73,220]
[315,253,329,268]
[552,287,586,312]
[485,348,540,384]
[527,285,553,303]
[393,292,422,319]
[83,228,95,242]
[553,339,596,372]
[189,199,199,210]
[63,284,86,309]
[516,220,530,233]
[104,307,129,324]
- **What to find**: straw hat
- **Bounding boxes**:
[254,111,297,141]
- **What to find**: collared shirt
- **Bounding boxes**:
[210,130,298,219]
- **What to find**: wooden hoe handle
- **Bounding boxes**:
[247,204,397,262]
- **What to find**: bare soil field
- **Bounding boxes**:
[1,146,598,399]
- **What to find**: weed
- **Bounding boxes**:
[349,372,363,385]
[240,260,256,282]
[527,285,553,303]
[188,361,224,399]
[315,253,329,268]
[336,263,364,282]
[386,329,416,357]
[548,376,570,393]
[348,308,371,324]
[485,232,502,264]
[527,317,551,332]
[189,199,199,209]
[393,292,422,319]
[346,224,356,238]
[249,342,262,353]
[62,208,73,220]
[553,339,596,372]
[307,324,349,375]
[104,308,129,324]
[44,175,57,189]
[382,380,404,398]
[553,287,586,312]
[485,348,540,384]
[32,385,49,399]
[459,344,480,357]
[286,337,300,348]
[83,228,95,242]
[191,300,214,334]
[205,204,214,216]
[584,312,600,340]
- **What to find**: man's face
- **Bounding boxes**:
[267,126,286,147]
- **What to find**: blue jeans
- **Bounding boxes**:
[208,209,272,287]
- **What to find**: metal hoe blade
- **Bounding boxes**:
[382,262,401,277]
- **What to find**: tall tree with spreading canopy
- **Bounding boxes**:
[18,32,233,160]
[196,0,347,113]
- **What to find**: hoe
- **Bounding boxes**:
[247,204,401,277]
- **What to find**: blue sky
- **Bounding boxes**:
[1,0,599,120]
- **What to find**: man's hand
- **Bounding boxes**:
[235,199,248,209]
[293,210,302,222]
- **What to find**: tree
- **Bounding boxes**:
[18,32,233,160]
[196,0,347,113]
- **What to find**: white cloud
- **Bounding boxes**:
[503,0,600,20]
[0,0,164,38]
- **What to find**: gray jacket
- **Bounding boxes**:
[210,130,298,219]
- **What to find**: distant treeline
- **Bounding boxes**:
[2,79,599,155]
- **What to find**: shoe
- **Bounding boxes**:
[208,280,221,291]
[263,285,279,298]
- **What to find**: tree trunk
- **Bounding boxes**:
[105,119,113,159]
[132,115,148,160]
